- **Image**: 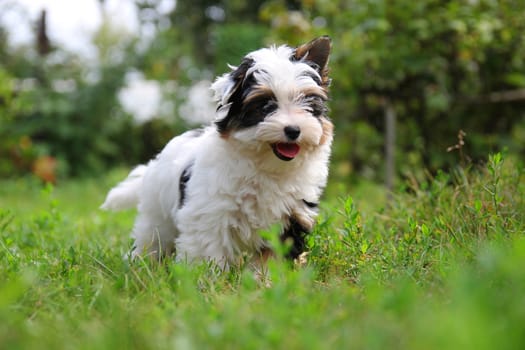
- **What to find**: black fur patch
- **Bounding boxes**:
[280,217,310,260]
[178,162,193,208]
[236,92,277,128]
[215,58,256,133]
[302,200,318,209]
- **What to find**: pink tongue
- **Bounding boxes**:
[276,143,300,158]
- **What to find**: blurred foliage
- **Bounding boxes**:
[0,0,524,182]
[270,0,525,183]
[0,47,136,177]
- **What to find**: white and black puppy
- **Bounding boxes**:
[101,36,333,270]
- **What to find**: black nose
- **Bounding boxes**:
[284,125,301,140]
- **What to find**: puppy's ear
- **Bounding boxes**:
[293,36,332,86]
[211,58,254,106]
[212,58,254,134]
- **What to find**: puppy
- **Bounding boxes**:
[101,36,333,270]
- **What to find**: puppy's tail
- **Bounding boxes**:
[100,165,147,211]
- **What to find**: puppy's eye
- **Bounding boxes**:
[304,95,326,117]
[310,106,323,117]
[261,100,278,115]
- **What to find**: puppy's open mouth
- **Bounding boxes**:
[272,142,300,161]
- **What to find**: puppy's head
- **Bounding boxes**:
[211,36,333,167]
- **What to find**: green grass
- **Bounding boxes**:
[1,153,524,349]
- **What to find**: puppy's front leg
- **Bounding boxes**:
[280,217,310,260]
[280,201,318,260]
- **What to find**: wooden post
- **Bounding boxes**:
[385,100,395,203]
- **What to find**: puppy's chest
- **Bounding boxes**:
[233,179,297,228]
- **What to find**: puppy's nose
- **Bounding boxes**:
[284,125,301,140]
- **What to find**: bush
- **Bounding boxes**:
[312,152,525,284]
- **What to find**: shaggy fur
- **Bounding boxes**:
[101,36,333,270]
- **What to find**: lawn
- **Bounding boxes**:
[1,153,524,349]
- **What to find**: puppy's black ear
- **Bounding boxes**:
[212,58,254,107]
[293,36,332,86]
[213,57,254,133]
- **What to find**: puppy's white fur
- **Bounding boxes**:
[102,38,333,269]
